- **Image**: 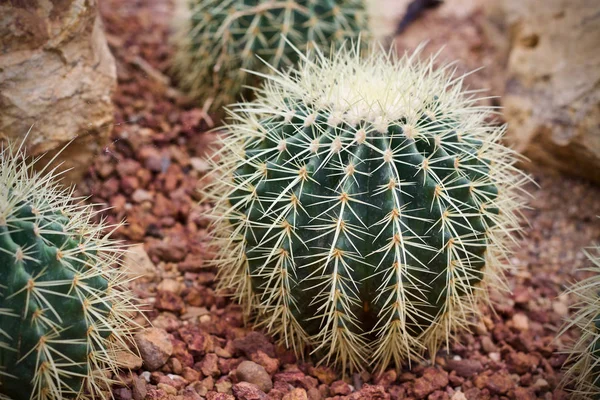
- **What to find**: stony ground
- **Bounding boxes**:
[80,0,600,399]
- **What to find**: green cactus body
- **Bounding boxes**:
[171,0,368,109]
[562,247,600,399]
[0,144,140,400]
[204,45,527,372]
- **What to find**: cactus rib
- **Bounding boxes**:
[203,44,529,372]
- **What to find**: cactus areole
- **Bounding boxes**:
[205,45,527,372]
[0,143,140,400]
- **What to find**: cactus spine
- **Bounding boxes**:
[0,141,141,400]
[561,247,600,399]
[171,0,368,109]
[203,45,528,372]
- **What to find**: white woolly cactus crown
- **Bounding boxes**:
[0,141,142,400]
[203,43,529,372]
[561,246,600,399]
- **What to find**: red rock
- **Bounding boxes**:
[154,290,185,313]
[218,357,243,374]
[148,236,188,262]
[233,332,276,358]
[308,366,337,385]
[484,371,514,394]
[282,388,308,400]
[348,384,390,399]
[428,391,449,400]
[171,338,194,367]
[273,370,306,386]
[513,387,536,400]
[178,325,214,356]
[507,352,540,374]
[412,368,449,399]
[251,350,280,375]
[182,366,200,382]
[121,175,140,194]
[233,382,268,400]
[200,353,221,377]
[330,380,351,396]
[445,359,483,378]
[178,254,205,272]
[135,328,173,371]
[374,369,397,386]
[206,392,235,400]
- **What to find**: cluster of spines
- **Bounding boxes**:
[0,141,141,400]
[202,44,528,372]
[171,0,368,109]
[561,246,600,399]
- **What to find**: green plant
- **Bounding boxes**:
[561,246,600,399]
[171,0,368,110]
[203,44,528,372]
[0,141,141,400]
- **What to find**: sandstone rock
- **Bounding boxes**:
[0,0,117,184]
[235,361,273,393]
[499,0,600,183]
[135,328,173,371]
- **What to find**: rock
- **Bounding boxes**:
[499,0,600,183]
[232,382,268,400]
[132,189,154,203]
[484,372,514,395]
[446,359,483,378]
[206,393,235,400]
[412,368,449,399]
[233,332,276,358]
[330,380,352,396]
[349,384,390,400]
[123,244,156,282]
[283,388,309,400]
[200,354,221,377]
[511,313,530,331]
[135,328,173,371]
[250,350,280,375]
[308,365,337,385]
[115,350,143,370]
[215,378,233,394]
[451,392,467,400]
[0,0,116,184]
[507,352,540,374]
[236,361,273,393]
[132,376,147,400]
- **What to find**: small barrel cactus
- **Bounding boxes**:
[561,246,600,399]
[0,142,141,400]
[203,44,528,372]
[171,0,368,110]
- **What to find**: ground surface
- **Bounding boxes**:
[80,0,600,399]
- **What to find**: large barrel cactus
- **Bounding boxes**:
[203,45,528,372]
[171,0,368,109]
[0,142,141,400]
[561,246,600,399]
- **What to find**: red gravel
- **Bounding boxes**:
[76,1,600,399]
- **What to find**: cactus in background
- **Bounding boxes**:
[171,0,368,110]
[203,44,528,372]
[561,247,600,399]
[0,141,141,400]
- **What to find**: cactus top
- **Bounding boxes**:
[205,44,528,372]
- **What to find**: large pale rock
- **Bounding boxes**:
[500,0,600,183]
[0,0,117,184]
